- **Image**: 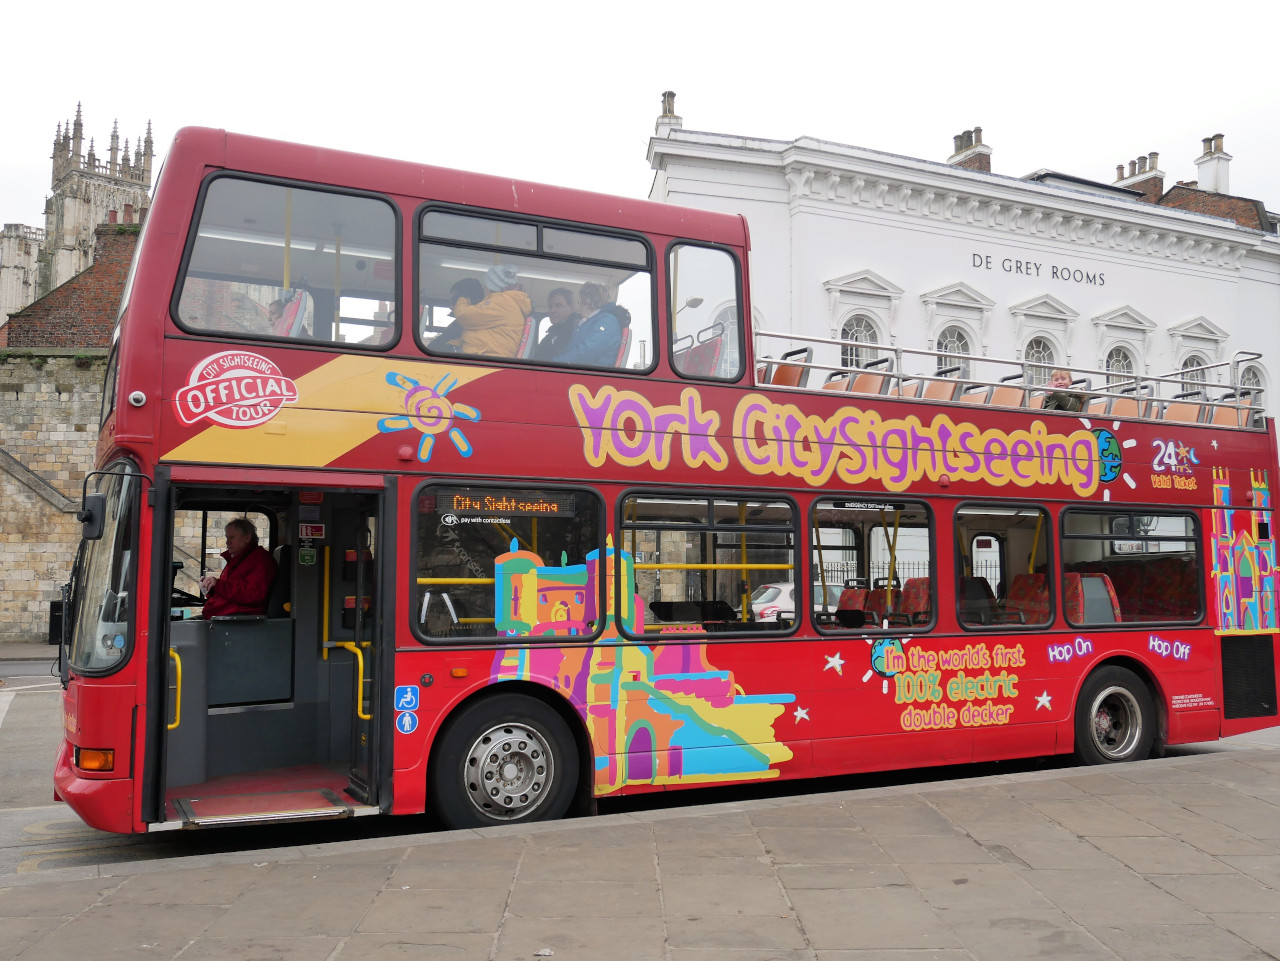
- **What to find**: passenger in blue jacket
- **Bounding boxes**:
[554,282,624,366]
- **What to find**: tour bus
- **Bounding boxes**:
[56,127,1280,834]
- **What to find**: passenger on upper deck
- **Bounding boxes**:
[534,287,582,360]
[1042,368,1085,412]
[553,282,625,366]
[200,518,277,620]
[267,299,286,331]
[450,265,530,357]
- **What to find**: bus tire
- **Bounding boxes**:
[430,693,578,829]
[1074,666,1155,765]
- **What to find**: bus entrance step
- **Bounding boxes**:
[173,788,354,827]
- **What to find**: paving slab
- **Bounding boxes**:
[1,743,1277,961]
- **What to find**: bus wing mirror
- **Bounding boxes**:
[77,492,106,541]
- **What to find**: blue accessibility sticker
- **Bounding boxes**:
[394,685,419,711]
[396,711,418,734]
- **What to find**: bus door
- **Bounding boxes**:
[326,493,385,805]
[156,484,390,829]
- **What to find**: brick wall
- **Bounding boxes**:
[1159,186,1269,231]
[5,225,139,348]
[0,351,106,642]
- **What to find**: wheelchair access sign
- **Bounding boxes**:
[394,685,420,734]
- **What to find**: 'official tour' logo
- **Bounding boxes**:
[176,351,298,428]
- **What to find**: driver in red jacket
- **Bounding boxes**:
[200,517,277,619]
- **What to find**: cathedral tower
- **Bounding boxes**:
[38,104,153,297]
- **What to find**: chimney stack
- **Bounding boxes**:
[1114,150,1165,203]
[1194,133,1231,194]
[948,127,992,174]
[655,90,682,138]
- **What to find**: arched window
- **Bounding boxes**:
[1105,346,1135,387]
[936,326,971,378]
[1241,365,1264,407]
[1024,337,1055,386]
[840,315,879,368]
[1181,355,1209,393]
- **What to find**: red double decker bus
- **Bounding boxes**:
[56,128,1280,833]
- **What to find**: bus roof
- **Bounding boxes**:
[164,126,749,246]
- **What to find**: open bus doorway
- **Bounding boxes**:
[157,484,387,829]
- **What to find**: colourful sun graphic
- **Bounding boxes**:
[377,371,480,462]
[1080,417,1139,500]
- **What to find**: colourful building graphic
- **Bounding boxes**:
[489,538,795,794]
[1211,468,1277,633]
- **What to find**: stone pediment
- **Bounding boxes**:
[1008,293,1079,322]
[823,270,904,340]
[1092,305,1156,354]
[1168,315,1229,362]
[1093,305,1156,333]
[823,269,904,298]
[1009,293,1079,346]
[920,282,995,310]
[1168,316,1228,343]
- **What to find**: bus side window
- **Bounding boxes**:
[955,505,1051,628]
[669,244,743,381]
[174,177,397,349]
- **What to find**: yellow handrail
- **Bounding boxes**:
[336,642,373,721]
[167,649,182,731]
[1029,513,1044,573]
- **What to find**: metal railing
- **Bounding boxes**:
[755,327,1265,428]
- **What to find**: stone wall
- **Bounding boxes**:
[0,350,106,642]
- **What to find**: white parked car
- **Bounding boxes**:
[748,582,845,620]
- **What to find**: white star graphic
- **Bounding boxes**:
[1212,439,1219,449]
[794,706,810,721]
[1035,691,1052,711]
[824,652,845,675]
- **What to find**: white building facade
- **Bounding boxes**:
[648,102,1280,405]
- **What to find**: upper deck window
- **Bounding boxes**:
[175,177,398,348]
[418,209,653,371]
[669,244,744,380]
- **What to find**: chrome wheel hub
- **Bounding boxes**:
[1089,685,1142,760]
[464,722,553,820]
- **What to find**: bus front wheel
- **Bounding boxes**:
[430,693,579,829]
[1075,666,1155,764]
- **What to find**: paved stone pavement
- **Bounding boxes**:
[1,730,1278,961]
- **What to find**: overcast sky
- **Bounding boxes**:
[4,1,1278,230]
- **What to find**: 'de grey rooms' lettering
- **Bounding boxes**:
[971,253,1105,286]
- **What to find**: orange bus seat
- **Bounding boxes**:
[1160,399,1203,423]
[850,370,889,394]
[822,373,851,391]
[958,385,990,404]
[922,379,958,402]
[1109,395,1149,418]
[989,385,1025,407]
[1027,392,1045,409]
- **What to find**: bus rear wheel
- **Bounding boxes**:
[430,694,578,829]
[1075,666,1155,765]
